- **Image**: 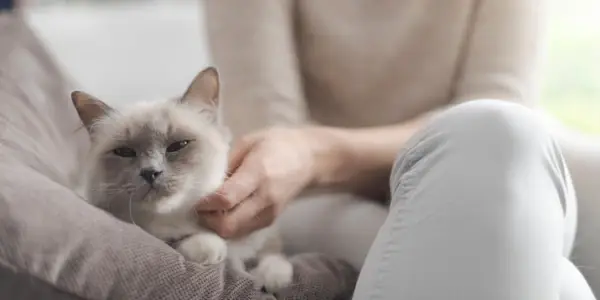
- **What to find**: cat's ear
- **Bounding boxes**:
[71,91,113,132]
[180,67,220,109]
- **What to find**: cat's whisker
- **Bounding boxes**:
[90,186,119,193]
[92,181,134,190]
[128,187,140,227]
[91,185,134,195]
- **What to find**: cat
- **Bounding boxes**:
[72,67,293,293]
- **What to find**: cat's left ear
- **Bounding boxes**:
[71,91,114,133]
[180,67,220,110]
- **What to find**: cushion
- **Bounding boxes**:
[0,13,357,300]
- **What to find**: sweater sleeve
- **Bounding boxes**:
[204,0,308,139]
[452,0,547,106]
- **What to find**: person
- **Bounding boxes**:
[197,0,597,299]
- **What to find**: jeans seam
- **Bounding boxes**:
[367,151,422,299]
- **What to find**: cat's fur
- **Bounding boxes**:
[72,67,293,292]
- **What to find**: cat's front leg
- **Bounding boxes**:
[251,229,293,293]
[252,253,294,294]
[177,232,228,265]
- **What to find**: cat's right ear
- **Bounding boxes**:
[179,67,220,109]
[71,91,113,132]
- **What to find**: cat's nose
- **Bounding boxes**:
[139,168,163,184]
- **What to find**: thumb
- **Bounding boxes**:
[227,135,260,174]
[196,146,262,212]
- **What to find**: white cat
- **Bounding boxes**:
[72,67,293,293]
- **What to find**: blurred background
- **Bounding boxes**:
[541,0,600,135]
[16,0,600,136]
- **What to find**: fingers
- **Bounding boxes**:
[196,149,262,211]
[203,196,277,238]
[196,135,261,211]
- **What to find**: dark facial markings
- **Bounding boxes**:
[112,147,137,157]
[166,139,193,153]
[97,114,209,201]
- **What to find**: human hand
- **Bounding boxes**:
[196,127,335,238]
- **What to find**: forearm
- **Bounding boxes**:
[310,114,429,199]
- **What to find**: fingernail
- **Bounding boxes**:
[201,194,217,202]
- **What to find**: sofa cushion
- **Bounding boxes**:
[0,13,357,300]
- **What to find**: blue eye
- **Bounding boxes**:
[166,140,191,153]
[112,147,137,157]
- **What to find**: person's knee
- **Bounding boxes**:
[392,99,559,194]
[430,99,554,157]
[391,99,565,200]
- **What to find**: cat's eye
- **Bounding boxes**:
[112,147,137,157]
[166,140,192,153]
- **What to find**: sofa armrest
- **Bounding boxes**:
[551,118,600,296]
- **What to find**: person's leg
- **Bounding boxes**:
[351,99,592,299]
[561,257,597,299]
[278,193,387,270]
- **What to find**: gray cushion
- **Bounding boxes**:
[0,265,84,300]
[0,13,357,300]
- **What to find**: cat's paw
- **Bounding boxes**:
[251,254,293,294]
[177,233,228,265]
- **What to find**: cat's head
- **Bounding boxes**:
[73,67,229,216]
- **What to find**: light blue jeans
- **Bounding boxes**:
[280,100,596,299]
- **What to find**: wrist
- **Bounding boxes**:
[304,126,354,188]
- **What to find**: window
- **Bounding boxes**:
[541,0,600,135]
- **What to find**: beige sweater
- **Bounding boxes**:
[205,0,545,138]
